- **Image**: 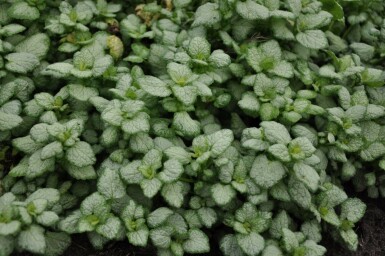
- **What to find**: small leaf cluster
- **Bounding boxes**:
[1,0,385,256]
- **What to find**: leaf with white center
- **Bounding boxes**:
[250,155,286,189]
[293,162,320,192]
[98,168,126,199]
[236,232,265,256]
[164,146,191,165]
[197,208,217,228]
[0,221,21,236]
[8,2,40,20]
[261,121,291,145]
[5,52,39,74]
[26,188,60,208]
[236,0,269,20]
[188,37,211,60]
[18,225,46,254]
[96,216,122,239]
[192,3,221,27]
[288,178,312,209]
[128,227,149,246]
[148,208,174,228]
[183,229,210,254]
[159,159,184,183]
[281,228,299,253]
[27,149,55,178]
[42,63,74,78]
[41,141,63,160]
[0,24,25,36]
[120,161,143,184]
[15,33,50,59]
[208,129,234,158]
[220,234,244,256]
[173,112,200,138]
[340,198,366,223]
[0,111,23,131]
[296,30,328,50]
[150,227,173,248]
[69,84,98,102]
[211,184,236,206]
[36,211,60,227]
[270,61,293,78]
[140,178,162,198]
[92,55,113,76]
[161,181,185,207]
[172,85,198,106]
[137,76,171,97]
[268,144,291,162]
[209,50,231,68]
[66,141,96,168]
[66,163,97,180]
[121,112,150,135]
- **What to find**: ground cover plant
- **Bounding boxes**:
[1,0,385,255]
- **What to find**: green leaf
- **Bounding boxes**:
[18,225,46,254]
[0,221,21,236]
[44,232,71,256]
[192,3,221,27]
[0,236,15,256]
[281,228,299,253]
[148,208,174,228]
[236,0,269,20]
[188,37,211,60]
[320,0,344,21]
[288,178,312,209]
[26,188,60,208]
[183,229,210,254]
[5,52,39,74]
[36,211,59,227]
[236,232,265,256]
[172,85,198,106]
[27,149,55,178]
[220,234,244,256]
[209,50,231,68]
[150,226,172,249]
[121,112,150,135]
[0,24,26,36]
[211,184,236,206]
[92,55,113,76]
[41,141,63,160]
[340,198,366,223]
[0,111,23,131]
[66,164,97,180]
[208,129,234,157]
[159,159,184,183]
[296,30,328,50]
[261,121,291,145]
[137,76,171,97]
[66,141,96,168]
[172,112,200,138]
[8,2,40,20]
[140,178,162,198]
[15,33,50,59]
[96,216,122,239]
[293,162,320,192]
[250,155,286,189]
[42,63,74,78]
[98,168,126,199]
[69,84,99,102]
[268,144,291,162]
[128,227,149,247]
[164,146,191,165]
[161,182,185,208]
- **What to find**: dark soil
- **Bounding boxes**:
[324,200,385,256]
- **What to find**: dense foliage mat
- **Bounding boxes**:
[1,0,385,255]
